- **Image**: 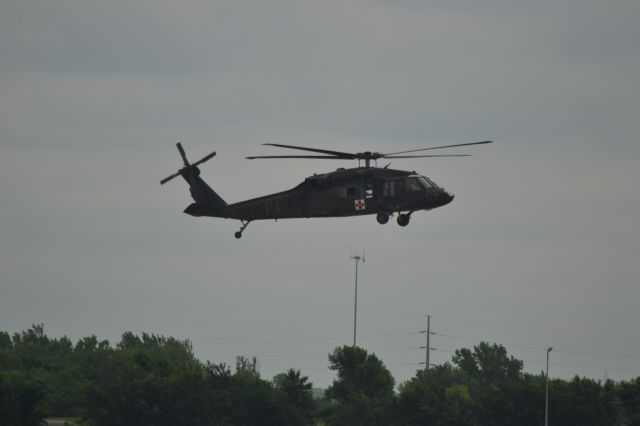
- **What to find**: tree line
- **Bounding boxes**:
[1,325,639,425]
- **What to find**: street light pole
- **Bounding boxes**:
[545,347,552,426]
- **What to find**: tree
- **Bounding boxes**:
[203,362,233,424]
[324,346,397,426]
[547,376,618,426]
[0,331,12,350]
[326,346,394,401]
[273,369,314,425]
[229,356,280,426]
[398,364,478,426]
[0,371,48,426]
[81,332,204,426]
[476,378,544,426]
[452,342,522,383]
[618,377,640,424]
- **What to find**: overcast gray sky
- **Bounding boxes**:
[1,0,639,388]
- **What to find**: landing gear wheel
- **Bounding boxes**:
[234,220,252,239]
[397,214,410,227]
[376,212,390,225]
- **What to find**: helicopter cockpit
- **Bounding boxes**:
[416,176,440,190]
[383,175,440,197]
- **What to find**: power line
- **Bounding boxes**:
[29,315,640,379]
[523,359,640,375]
[424,342,640,376]
[428,314,640,347]
[195,331,421,346]
[201,346,423,360]
[398,345,640,376]
[433,331,548,352]
[433,331,640,363]
[198,334,640,381]
[554,349,640,362]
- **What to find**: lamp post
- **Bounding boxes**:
[545,347,552,426]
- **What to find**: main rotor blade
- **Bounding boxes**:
[385,140,493,156]
[176,142,190,166]
[246,155,351,160]
[160,172,181,185]
[263,143,355,159]
[191,151,216,167]
[383,154,471,158]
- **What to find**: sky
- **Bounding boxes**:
[1,0,639,388]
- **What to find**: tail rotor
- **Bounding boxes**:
[176,142,190,167]
[160,142,216,185]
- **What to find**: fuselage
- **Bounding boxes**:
[212,167,453,221]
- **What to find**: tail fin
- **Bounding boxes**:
[161,143,228,217]
[182,169,228,217]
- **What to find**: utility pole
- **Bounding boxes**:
[545,347,552,426]
[426,315,430,369]
[349,251,365,347]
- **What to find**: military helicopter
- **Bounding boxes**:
[160,141,492,238]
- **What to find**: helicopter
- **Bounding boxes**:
[160,141,492,238]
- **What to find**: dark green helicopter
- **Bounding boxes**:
[160,141,492,238]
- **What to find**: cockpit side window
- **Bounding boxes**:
[407,178,422,192]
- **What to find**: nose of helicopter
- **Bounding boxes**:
[441,191,454,206]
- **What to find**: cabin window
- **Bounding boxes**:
[347,187,358,197]
[383,181,396,197]
[407,178,422,192]
[386,179,405,195]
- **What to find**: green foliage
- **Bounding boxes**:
[0,331,12,350]
[2,326,640,426]
[226,356,276,426]
[618,377,640,424]
[0,370,48,426]
[326,345,394,401]
[273,369,314,425]
[546,376,618,426]
[324,346,397,426]
[398,364,479,426]
[452,342,523,382]
[80,332,226,426]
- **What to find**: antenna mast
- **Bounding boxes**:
[349,250,365,346]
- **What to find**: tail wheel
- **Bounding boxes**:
[234,220,251,239]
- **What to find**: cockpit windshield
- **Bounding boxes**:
[417,176,438,189]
